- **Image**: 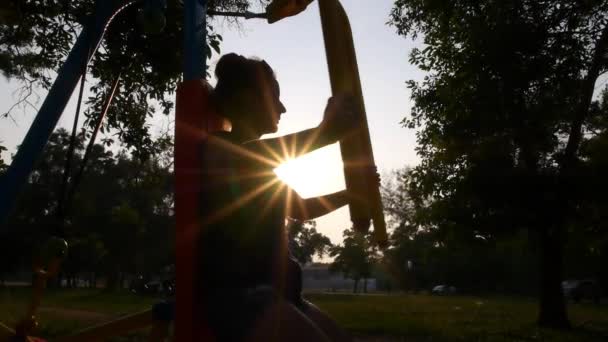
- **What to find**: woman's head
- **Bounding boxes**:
[214,53,286,137]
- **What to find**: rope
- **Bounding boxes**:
[64,74,121,213]
[56,47,90,236]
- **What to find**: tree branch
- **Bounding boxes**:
[561,24,608,169]
[1,78,40,124]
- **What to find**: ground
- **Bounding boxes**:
[0,288,607,341]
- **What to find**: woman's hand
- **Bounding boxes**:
[319,94,360,142]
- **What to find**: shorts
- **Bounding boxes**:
[206,285,277,341]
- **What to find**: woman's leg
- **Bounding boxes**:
[300,300,353,342]
[245,300,331,342]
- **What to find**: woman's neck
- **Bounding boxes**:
[229,123,259,143]
[212,93,261,143]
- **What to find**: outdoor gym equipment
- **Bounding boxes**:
[0,0,387,340]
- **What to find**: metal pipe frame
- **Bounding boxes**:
[0,0,139,227]
[183,0,207,81]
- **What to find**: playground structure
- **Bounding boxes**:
[0,0,387,340]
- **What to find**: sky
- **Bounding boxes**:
[0,0,424,245]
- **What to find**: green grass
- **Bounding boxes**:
[306,293,608,341]
[0,288,156,339]
[1,288,607,341]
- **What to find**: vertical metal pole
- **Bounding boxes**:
[175,0,208,341]
[0,0,136,227]
[183,0,207,80]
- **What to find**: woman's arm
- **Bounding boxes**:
[244,126,336,163]
[287,189,350,221]
[243,95,359,163]
[285,166,379,221]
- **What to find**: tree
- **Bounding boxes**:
[3,129,174,289]
[330,228,377,293]
[390,0,608,328]
[1,0,265,157]
[382,168,537,294]
[0,142,7,172]
[571,86,608,295]
[287,219,333,265]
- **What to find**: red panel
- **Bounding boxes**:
[175,79,228,342]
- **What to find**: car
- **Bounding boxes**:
[561,279,601,303]
[130,277,175,296]
[432,284,457,295]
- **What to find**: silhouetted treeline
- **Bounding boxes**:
[0,129,174,290]
[380,168,608,297]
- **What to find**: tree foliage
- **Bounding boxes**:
[390,0,608,328]
[330,228,377,293]
[287,219,333,265]
[1,0,266,158]
[382,166,608,299]
[0,142,7,172]
[2,129,174,290]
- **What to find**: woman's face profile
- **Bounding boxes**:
[249,74,286,136]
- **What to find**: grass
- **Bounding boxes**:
[307,293,608,341]
[1,288,607,341]
[0,287,156,339]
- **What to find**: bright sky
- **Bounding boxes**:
[0,0,423,245]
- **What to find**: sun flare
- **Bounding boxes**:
[274,146,345,199]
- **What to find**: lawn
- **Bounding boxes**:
[307,293,608,341]
[1,288,607,341]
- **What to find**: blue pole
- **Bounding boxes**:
[183,0,207,80]
[0,0,137,227]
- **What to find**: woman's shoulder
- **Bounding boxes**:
[204,133,268,170]
[202,132,235,166]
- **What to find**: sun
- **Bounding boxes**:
[274,157,314,195]
[274,145,345,199]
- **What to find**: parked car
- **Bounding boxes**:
[130,277,174,296]
[562,279,601,303]
[432,284,457,295]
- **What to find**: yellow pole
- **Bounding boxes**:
[318,0,387,246]
[266,0,314,23]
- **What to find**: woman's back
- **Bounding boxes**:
[198,131,288,291]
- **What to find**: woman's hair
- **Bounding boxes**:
[213,53,276,117]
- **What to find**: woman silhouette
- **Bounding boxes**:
[199,53,359,342]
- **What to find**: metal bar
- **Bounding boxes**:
[0,0,138,227]
[0,321,15,340]
[56,310,155,342]
[177,2,209,341]
[183,0,207,80]
[318,0,387,246]
[57,46,89,226]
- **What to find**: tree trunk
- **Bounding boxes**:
[105,270,120,292]
[537,225,570,329]
[55,273,60,288]
[363,278,368,293]
[353,279,359,293]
